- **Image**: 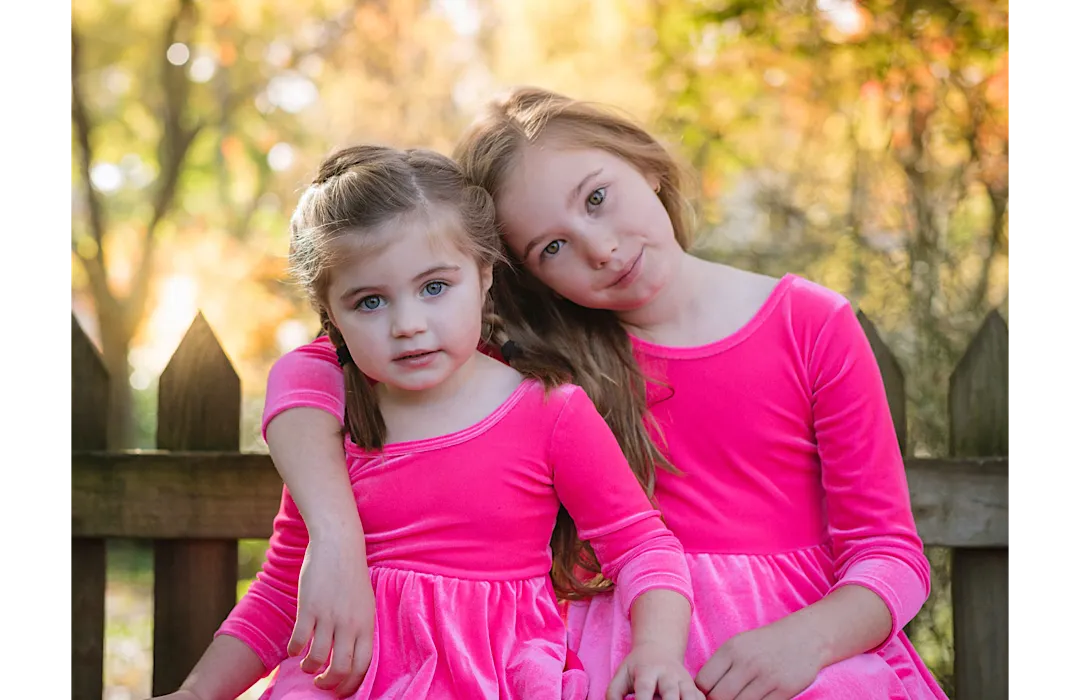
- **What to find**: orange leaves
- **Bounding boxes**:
[221,135,245,164]
[218,40,238,67]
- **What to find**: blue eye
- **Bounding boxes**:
[542,240,564,258]
[586,187,606,210]
[357,295,384,311]
[423,281,447,296]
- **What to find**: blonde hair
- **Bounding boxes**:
[289,143,615,600]
[453,87,693,598]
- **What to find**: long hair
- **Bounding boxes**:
[453,87,694,498]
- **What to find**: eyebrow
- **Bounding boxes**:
[339,264,461,302]
[521,168,603,260]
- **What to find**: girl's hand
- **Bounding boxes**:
[606,642,705,700]
[694,619,826,700]
[289,534,375,697]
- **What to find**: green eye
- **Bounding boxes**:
[587,188,606,207]
[543,241,564,257]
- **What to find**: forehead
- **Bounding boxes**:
[496,144,627,245]
[328,207,474,275]
[504,143,614,197]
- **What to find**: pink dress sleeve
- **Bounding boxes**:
[809,303,932,650]
[548,387,694,617]
[215,487,308,671]
[261,336,507,441]
[262,335,346,440]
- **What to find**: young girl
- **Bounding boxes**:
[151,145,703,700]
[259,90,948,700]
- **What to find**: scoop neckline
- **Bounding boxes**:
[344,378,537,457]
[628,273,796,360]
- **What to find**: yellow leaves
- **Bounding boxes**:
[76,234,101,262]
[854,82,892,152]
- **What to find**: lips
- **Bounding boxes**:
[393,350,437,361]
[608,249,644,288]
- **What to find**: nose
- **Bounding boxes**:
[583,230,618,269]
[390,299,427,338]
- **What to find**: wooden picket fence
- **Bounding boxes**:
[71,309,1008,700]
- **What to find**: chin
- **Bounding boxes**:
[401,375,451,392]
[612,283,665,311]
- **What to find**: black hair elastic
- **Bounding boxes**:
[335,344,354,367]
[500,340,522,362]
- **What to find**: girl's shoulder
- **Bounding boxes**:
[702,264,853,340]
[784,275,851,317]
[506,379,601,433]
[768,272,859,332]
[517,378,587,413]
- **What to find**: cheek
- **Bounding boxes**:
[336,321,367,350]
[537,263,590,299]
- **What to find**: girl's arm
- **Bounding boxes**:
[215,487,310,673]
[262,337,374,689]
[262,337,356,544]
[148,635,265,700]
[547,387,700,700]
[805,301,930,656]
[215,484,369,697]
[696,301,930,699]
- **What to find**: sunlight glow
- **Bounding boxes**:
[436,0,480,36]
[130,275,199,389]
[816,0,862,35]
[91,163,123,193]
[267,73,319,113]
[267,143,295,172]
[166,42,190,66]
[189,56,217,83]
[276,319,313,354]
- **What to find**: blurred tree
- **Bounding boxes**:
[641,2,1007,691]
[72,0,202,448]
[71,0,476,448]
[647,0,1008,457]
[72,0,360,446]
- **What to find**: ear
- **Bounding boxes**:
[480,263,494,297]
[645,171,661,193]
[324,305,339,330]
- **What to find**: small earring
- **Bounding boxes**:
[654,183,662,194]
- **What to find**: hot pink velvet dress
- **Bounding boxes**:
[564,275,946,699]
[217,380,693,699]
[251,273,948,699]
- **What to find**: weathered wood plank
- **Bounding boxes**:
[950,310,1008,700]
[857,311,907,453]
[71,314,108,700]
[905,457,1007,548]
[72,452,282,538]
[153,314,243,696]
[72,452,1003,547]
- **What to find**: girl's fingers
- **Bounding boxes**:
[605,663,633,700]
[301,623,334,674]
[287,611,315,657]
